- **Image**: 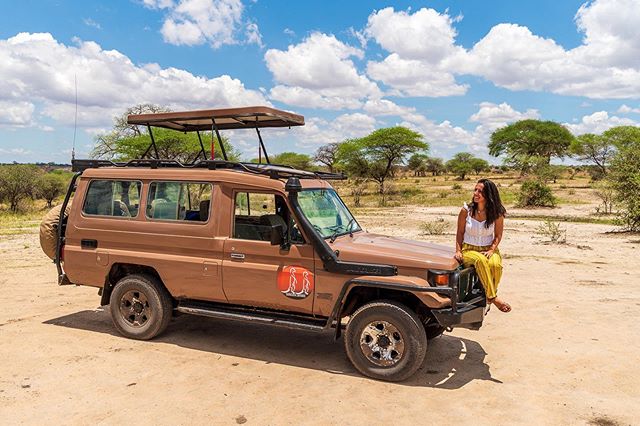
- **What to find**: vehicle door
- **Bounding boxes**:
[222,189,315,314]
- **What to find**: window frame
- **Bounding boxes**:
[145,180,213,224]
[81,178,143,219]
[231,189,306,244]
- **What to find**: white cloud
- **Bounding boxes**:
[0,148,32,156]
[264,32,380,109]
[83,18,102,30]
[0,32,268,130]
[364,7,468,97]
[0,100,35,126]
[365,7,462,62]
[157,0,261,48]
[564,111,637,135]
[618,104,640,114]
[367,53,467,97]
[288,113,377,148]
[362,99,416,117]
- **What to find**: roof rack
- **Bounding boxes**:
[71,158,346,180]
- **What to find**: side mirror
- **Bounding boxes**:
[270,224,285,246]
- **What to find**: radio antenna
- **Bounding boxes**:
[72,74,78,161]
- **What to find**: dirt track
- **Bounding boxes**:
[1,206,639,425]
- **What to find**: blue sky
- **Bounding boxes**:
[1,0,639,164]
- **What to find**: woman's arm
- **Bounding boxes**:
[483,215,504,258]
[454,208,467,262]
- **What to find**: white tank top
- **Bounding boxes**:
[463,203,494,247]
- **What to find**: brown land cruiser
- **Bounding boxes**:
[45,106,486,382]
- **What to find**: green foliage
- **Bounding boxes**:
[445,152,476,180]
[536,219,566,243]
[269,152,314,170]
[92,104,241,162]
[517,180,557,207]
[608,139,640,230]
[0,165,41,212]
[36,173,68,208]
[425,157,445,176]
[407,153,429,176]
[420,218,448,235]
[336,127,428,193]
[469,157,490,175]
[569,133,616,177]
[490,120,574,173]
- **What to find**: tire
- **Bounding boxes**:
[109,274,173,340]
[344,300,427,382]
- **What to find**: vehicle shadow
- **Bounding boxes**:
[44,309,500,388]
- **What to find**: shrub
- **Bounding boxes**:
[420,218,448,235]
[452,183,462,190]
[608,141,640,230]
[593,181,614,215]
[536,219,566,243]
[37,173,67,208]
[0,165,41,212]
[517,180,556,207]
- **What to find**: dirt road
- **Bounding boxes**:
[1,207,638,425]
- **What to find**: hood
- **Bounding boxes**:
[329,231,458,271]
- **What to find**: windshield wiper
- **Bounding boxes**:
[346,217,356,237]
[329,218,357,243]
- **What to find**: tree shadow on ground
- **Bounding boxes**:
[44,308,501,389]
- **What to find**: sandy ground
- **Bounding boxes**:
[1,205,639,425]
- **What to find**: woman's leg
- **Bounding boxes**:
[462,250,497,299]
[487,251,503,291]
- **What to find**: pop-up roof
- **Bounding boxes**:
[127,106,304,131]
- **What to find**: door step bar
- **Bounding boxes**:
[176,300,328,332]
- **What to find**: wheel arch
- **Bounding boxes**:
[330,277,452,339]
[101,263,169,306]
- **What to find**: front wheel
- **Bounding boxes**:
[109,274,173,340]
[344,300,427,382]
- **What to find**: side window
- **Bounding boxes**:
[233,192,304,243]
[146,182,212,222]
[83,180,141,217]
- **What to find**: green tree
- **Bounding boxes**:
[0,165,41,212]
[92,104,241,162]
[601,125,640,149]
[608,138,640,231]
[314,143,339,172]
[446,152,475,180]
[569,133,616,178]
[37,173,67,208]
[490,120,574,174]
[469,157,490,175]
[270,152,314,170]
[407,153,429,176]
[425,157,445,176]
[336,127,428,193]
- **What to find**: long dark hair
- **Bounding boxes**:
[470,178,506,228]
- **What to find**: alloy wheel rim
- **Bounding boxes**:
[359,320,405,367]
[119,290,152,327]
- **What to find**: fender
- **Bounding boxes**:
[326,275,454,339]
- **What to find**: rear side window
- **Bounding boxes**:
[83,180,141,217]
[147,182,212,222]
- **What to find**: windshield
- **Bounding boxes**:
[297,189,361,239]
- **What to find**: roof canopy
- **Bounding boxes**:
[127,106,304,132]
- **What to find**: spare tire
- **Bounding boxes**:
[40,203,71,260]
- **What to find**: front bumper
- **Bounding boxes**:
[431,296,486,330]
[431,265,487,330]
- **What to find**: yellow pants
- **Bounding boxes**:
[462,243,502,299]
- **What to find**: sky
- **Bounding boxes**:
[1,0,640,164]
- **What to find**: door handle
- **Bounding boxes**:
[81,239,98,249]
[230,253,245,260]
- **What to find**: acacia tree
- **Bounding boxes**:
[314,143,339,172]
[569,133,616,178]
[270,152,314,170]
[92,104,240,162]
[37,173,67,208]
[337,127,428,193]
[0,165,41,212]
[407,153,429,176]
[446,152,475,180]
[425,157,445,176]
[490,120,574,175]
[607,128,640,231]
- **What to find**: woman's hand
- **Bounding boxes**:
[482,249,495,259]
[454,251,463,263]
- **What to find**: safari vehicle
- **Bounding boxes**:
[46,106,486,382]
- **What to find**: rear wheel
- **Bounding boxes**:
[109,274,173,340]
[344,300,427,382]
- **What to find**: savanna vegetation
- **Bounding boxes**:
[2,106,640,233]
